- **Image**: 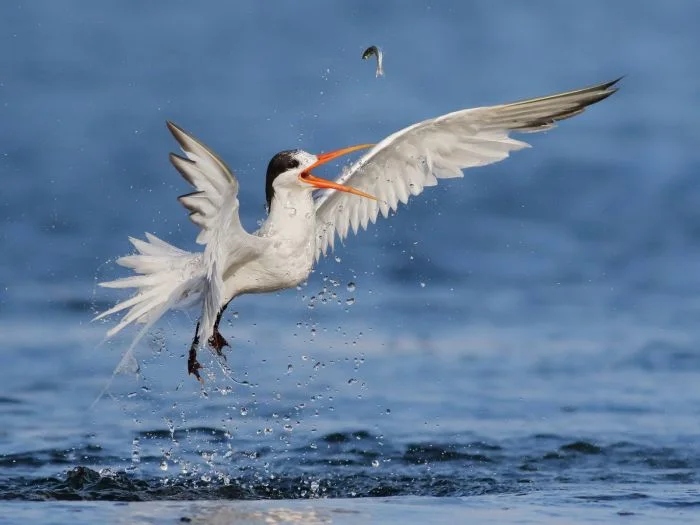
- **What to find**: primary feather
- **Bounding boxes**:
[314,78,621,258]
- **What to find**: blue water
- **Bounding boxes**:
[2,1,700,523]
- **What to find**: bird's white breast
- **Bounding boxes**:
[225,188,317,297]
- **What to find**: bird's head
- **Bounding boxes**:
[265,145,376,210]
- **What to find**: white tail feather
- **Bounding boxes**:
[95,233,204,334]
[92,233,205,405]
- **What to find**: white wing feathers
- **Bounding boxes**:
[94,123,264,391]
[168,121,243,247]
[314,78,620,258]
[166,122,263,344]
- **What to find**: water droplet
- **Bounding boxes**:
[348,378,357,385]
[371,459,380,468]
[287,364,293,374]
[347,282,356,292]
[240,407,248,416]
[131,438,140,464]
[288,207,297,216]
[310,480,320,492]
[127,392,137,398]
[420,282,426,288]
[334,256,342,263]
[283,424,293,432]
[345,297,355,306]
[160,461,168,471]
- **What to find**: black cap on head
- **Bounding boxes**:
[265,150,301,210]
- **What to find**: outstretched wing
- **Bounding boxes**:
[167,122,265,344]
[314,78,621,258]
[168,121,244,247]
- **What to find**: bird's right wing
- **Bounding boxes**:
[167,122,266,343]
[168,121,246,247]
[314,78,620,258]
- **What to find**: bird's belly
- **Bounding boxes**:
[226,238,314,297]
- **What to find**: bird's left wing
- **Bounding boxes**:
[314,78,620,258]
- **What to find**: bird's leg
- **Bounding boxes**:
[187,321,203,382]
[207,308,229,358]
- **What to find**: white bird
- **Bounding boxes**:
[96,77,620,381]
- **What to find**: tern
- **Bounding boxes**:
[96,77,620,381]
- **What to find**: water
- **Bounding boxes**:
[2,1,700,523]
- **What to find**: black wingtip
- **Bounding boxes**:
[580,76,623,106]
[166,120,190,149]
[168,151,195,166]
[604,76,624,90]
[169,152,199,187]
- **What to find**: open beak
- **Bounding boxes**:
[299,144,377,200]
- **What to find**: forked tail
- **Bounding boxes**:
[92,233,205,404]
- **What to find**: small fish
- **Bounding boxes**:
[361,45,384,77]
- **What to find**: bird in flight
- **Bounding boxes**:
[96,77,620,381]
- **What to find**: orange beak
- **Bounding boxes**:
[299,144,377,200]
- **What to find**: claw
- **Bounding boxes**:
[187,312,230,380]
[208,329,229,356]
[188,322,204,383]
[188,348,203,383]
